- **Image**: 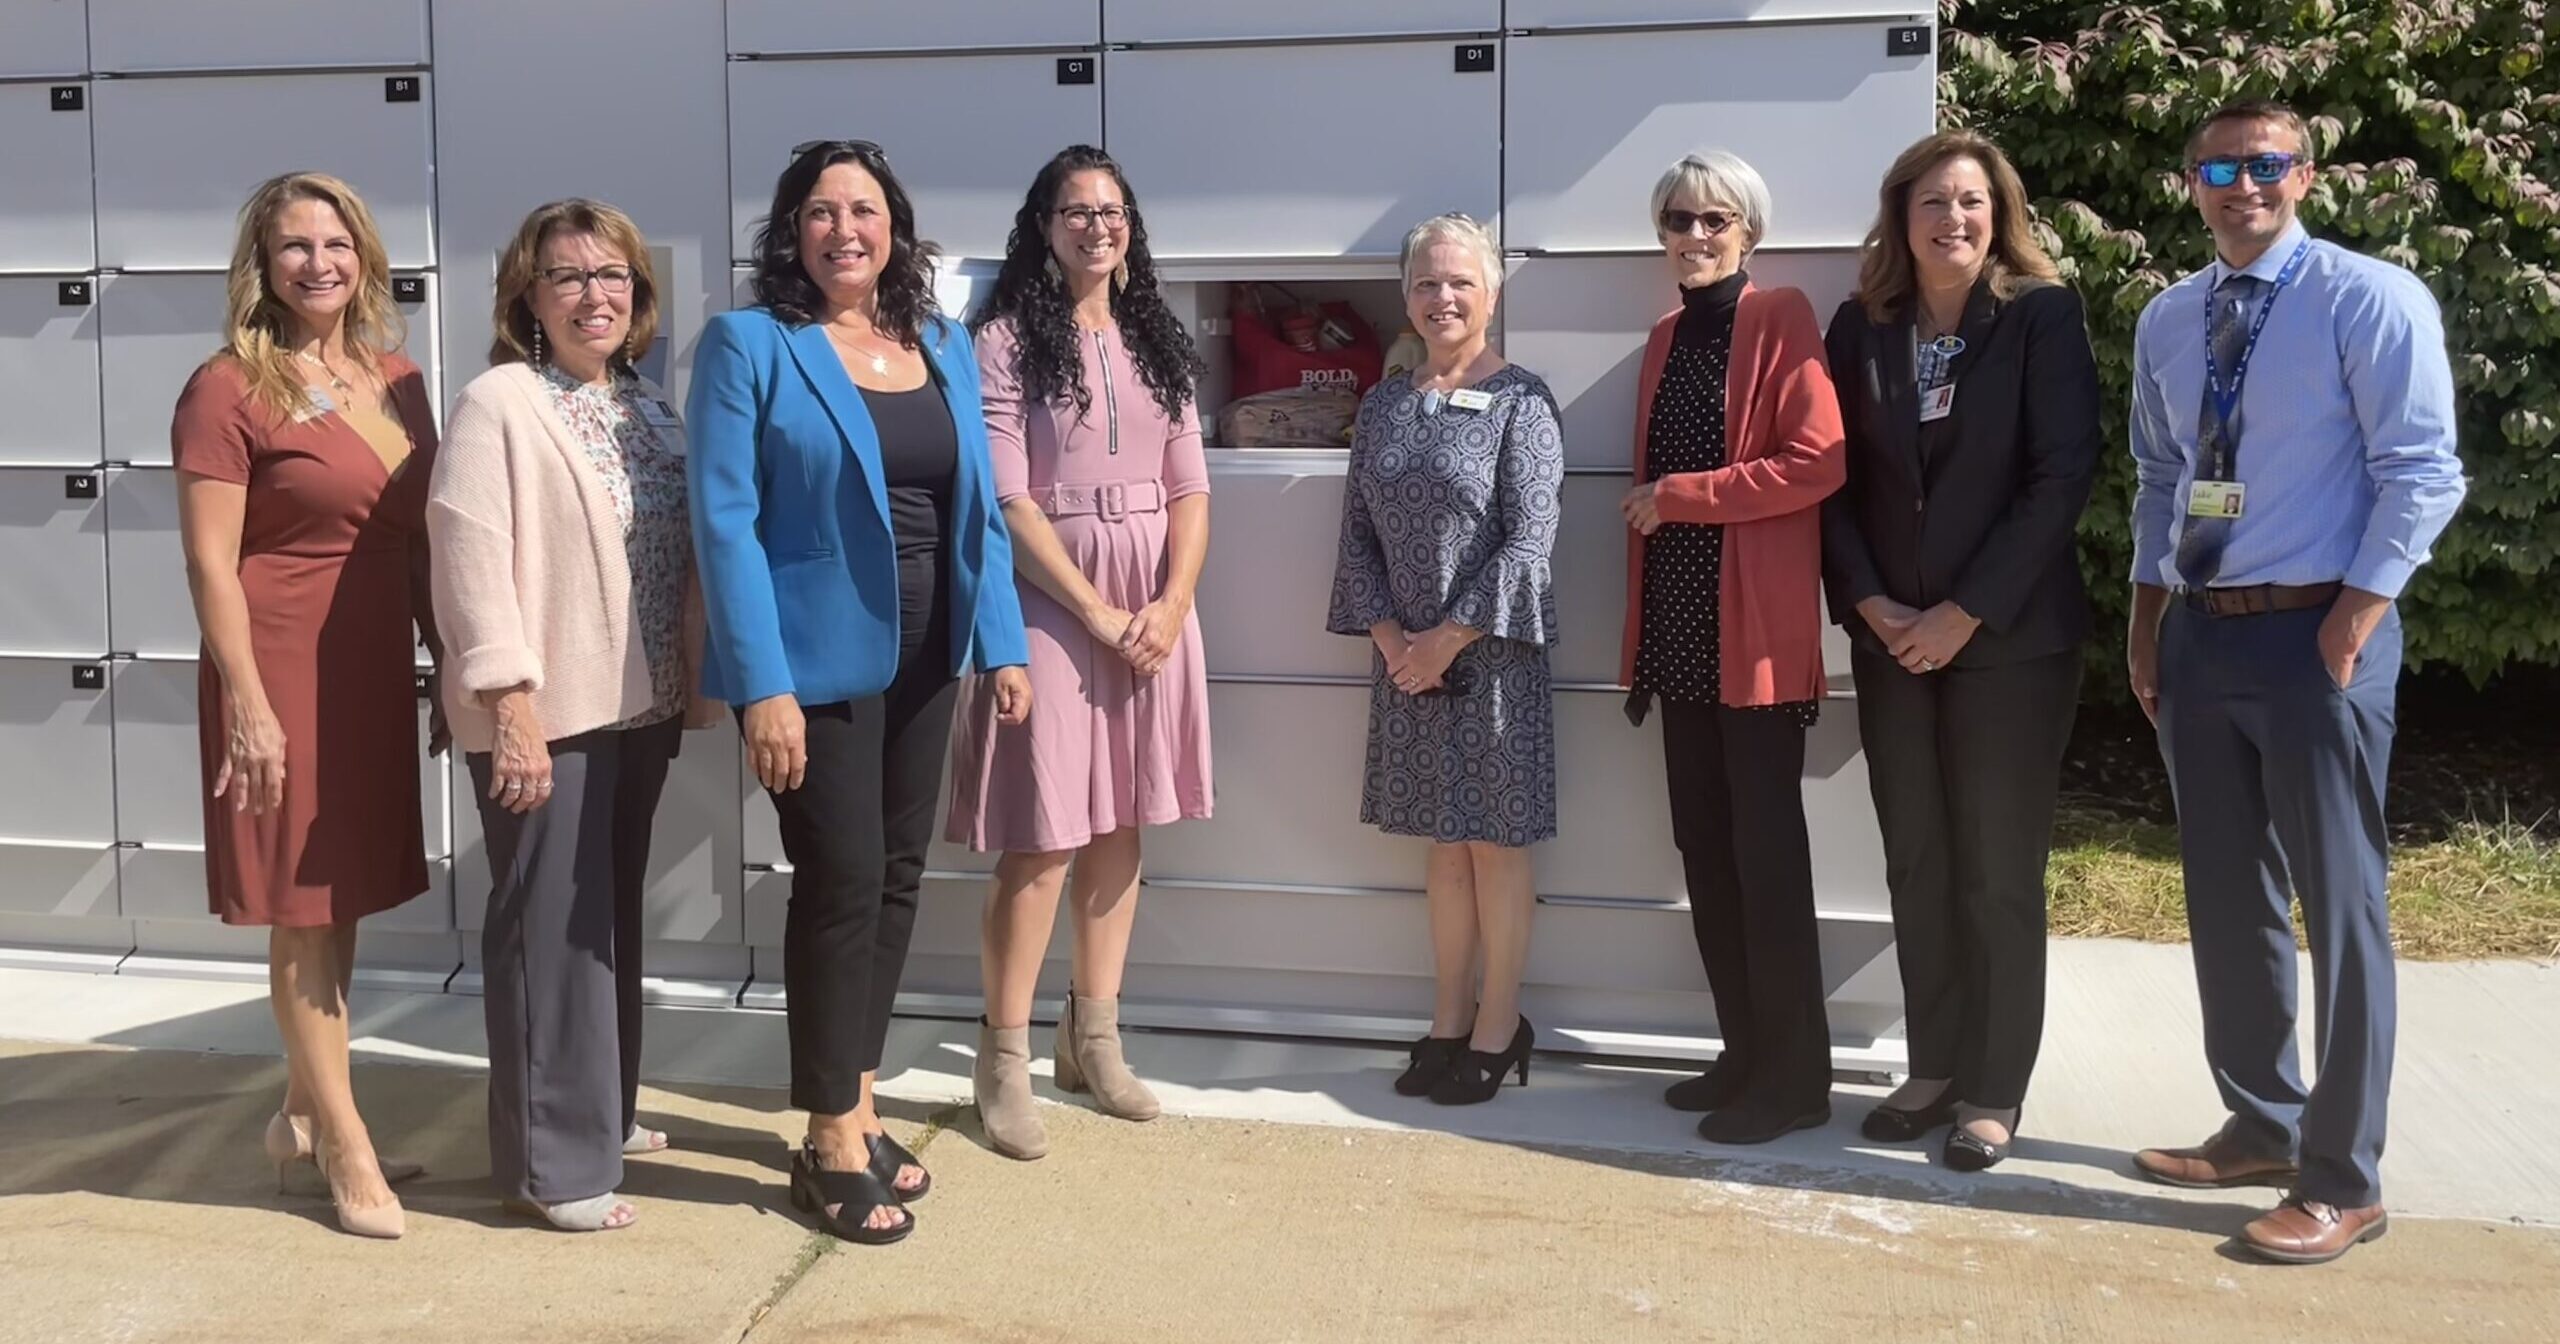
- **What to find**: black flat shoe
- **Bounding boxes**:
[1697,1101,1831,1146]
[1944,1107,2020,1173]
[790,1140,914,1245]
[1663,1061,1749,1113]
[1395,1033,1467,1097]
[1428,1016,1535,1106]
[1860,1094,1958,1144]
[867,1129,930,1202]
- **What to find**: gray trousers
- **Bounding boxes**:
[471,717,682,1204]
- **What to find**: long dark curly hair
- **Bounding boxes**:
[970,145,1202,419]
[750,140,940,344]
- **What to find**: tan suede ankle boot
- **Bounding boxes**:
[1054,992,1161,1122]
[973,1019,1048,1160]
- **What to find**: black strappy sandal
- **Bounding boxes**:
[790,1140,914,1245]
[866,1130,931,1202]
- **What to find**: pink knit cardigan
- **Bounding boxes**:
[425,362,668,753]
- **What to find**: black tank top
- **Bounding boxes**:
[855,381,957,659]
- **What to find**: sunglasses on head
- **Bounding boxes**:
[791,138,885,163]
[1659,207,1740,237]
[2194,153,2299,188]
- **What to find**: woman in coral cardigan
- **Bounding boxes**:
[1617,151,1847,1146]
[428,200,716,1232]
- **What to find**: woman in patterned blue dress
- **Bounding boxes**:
[1327,214,1564,1107]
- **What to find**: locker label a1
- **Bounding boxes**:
[52,86,85,112]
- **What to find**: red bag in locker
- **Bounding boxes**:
[1228,284,1383,399]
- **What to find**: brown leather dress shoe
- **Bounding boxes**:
[2132,1123,2300,1189]
[2240,1197,2388,1264]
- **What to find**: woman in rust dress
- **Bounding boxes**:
[172,172,439,1240]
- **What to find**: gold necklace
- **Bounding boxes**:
[828,325,894,375]
[295,349,355,395]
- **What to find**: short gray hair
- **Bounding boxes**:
[1399,213,1502,293]
[1649,150,1772,252]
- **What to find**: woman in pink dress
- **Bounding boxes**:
[949,145,1213,1160]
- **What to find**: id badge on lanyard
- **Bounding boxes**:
[2197,239,2312,490]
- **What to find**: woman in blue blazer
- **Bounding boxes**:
[688,140,1031,1246]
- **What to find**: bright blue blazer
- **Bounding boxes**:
[687,306,1029,707]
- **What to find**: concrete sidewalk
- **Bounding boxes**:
[1,940,2556,1342]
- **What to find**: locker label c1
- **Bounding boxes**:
[1887,26,1932,57]
[1056,56,1095,86]
[58,280,91,306]
[1455,44,1496,74]
[385,75,421,103]
[64,473,98,500]
[51,85,84,112]
[72,664,105,691]
[392,275,426,304]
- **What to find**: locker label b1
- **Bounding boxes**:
[51,86,84,112]
[1455,44,1496,74]
[385,76,421,103]
[58,280,91,306]
[64,474,98,500]
[392,275,426,304]
[71,665,105,691]
[1056,57,1095,86]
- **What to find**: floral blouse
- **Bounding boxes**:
[537,364,690,728]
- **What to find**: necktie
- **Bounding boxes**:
[2173,273,2262,587]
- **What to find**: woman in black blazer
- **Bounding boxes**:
[1822,131,2100,1171]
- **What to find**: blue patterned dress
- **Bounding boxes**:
[1327,365,1564,847]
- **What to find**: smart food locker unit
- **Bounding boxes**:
[0,0,1934,1071]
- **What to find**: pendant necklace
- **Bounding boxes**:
[296,349,354,394]
[831,326,892,375]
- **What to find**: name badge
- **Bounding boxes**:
[1447,388,1493,412]
[2188,480,2247,520]
[636,396,680,429]
[1918,382,1956,423]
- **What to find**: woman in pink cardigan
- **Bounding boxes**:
[426,200,715,1232]
[1617,152,1847,1146]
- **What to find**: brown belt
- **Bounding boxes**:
[1037,479,1165,522]
[2179,581,2342,617]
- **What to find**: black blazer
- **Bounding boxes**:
[1821,279,2102,668]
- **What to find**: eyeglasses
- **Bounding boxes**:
[539,265,634,298]
[791,138,884,162]
[1052,205,1129,233]
[2194,153,2300,188]
[1659,207,1741,237]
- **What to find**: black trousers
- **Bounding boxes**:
[1659,700,1831,1111]
[1852,646,2081,1111]
[769,642,960,1117]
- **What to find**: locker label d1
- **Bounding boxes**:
[52,86,85,112]
[385,75,422,103]
[1455,44,1496,74]
[72,665,105,691]
[1056,57,1095,86]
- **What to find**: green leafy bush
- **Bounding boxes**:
[1938,0,2556,681]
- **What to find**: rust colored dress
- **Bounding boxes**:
[171,355,437,927]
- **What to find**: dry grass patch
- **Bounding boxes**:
[2046,803,2560,961]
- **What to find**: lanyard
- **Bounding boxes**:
[2201,238,2311,473]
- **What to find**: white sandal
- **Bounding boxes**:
[624,1123,669,1155]
[504,1193,637,1232]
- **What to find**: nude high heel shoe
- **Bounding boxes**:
[308,1128,406,1240]
[264,1112,424,1192]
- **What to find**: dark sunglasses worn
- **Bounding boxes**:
[1659,207,1740,237]
[2195,153,2299,189]
[791,138,885,163]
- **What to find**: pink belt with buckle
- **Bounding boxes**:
[1037,480,1165,522]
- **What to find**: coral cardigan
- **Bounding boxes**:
[1618,284,1847,706]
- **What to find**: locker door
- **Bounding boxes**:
[0,275,103,466]
[728,54,1101,263]
[0,656,117,843]
[1141,681,1417,891]
[1107,41,1500,258]
[1499,252,1858,470]
[92,72,438,270]
[0,467,108,655]
[727,0,1098,53]
[1504,23,1934,252]
[1103,0,1496,41]
[641,720,745,945]
[97,271,223,468]
[105,658,203,921]
[1191,461,1368,681]
[1507,0,1909,25]
[371,686,452,932]
[87,0,428,72]
[0,81,97,271]
[105,467,193,656]
[0,0,88,77]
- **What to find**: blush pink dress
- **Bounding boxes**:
[945,318,1214,853]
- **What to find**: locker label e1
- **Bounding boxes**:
[1888,26,1932,57]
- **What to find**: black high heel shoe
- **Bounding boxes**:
[1428,1016,1535,1106]
[1944,1105,2020,1172]
[1395,1033,1467,1097]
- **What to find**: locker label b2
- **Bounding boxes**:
[51,86,85,112]
[1056,57,1095,86]
[392,275,426,304]
[385,76,422,103]
[1455,44,1496,74]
